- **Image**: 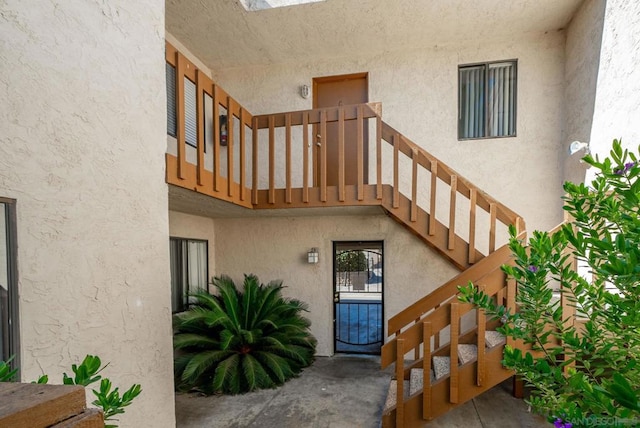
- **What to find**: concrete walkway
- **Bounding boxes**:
[175,355,548,428]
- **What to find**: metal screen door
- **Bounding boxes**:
[333,241,383,354]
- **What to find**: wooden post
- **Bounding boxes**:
[213,85,221,192]
[423,321,433,420]
[468,189,477,264]
[393,133,400,208]
[285,113,292,204]
[175,52,186,180]
[396,338,405,427]
[376,116,383,200]
[489,203,497,253]
[357,105,364,201]
[411,149,418,222]
[448,175,457,250]
[251,116,258,205]
[268,116,275,204]
[195,70,205,186]
[450,303,459,404]
[302,112,309,203]
[338,106,345,202]
[239,109,246,201]
[227,97,234,198]
[320,110,327,202]
[476,292,486,387]
[429,159,438,236]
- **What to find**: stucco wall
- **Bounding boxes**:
[169,210,216,282]
[0,1,175,427]
[563,0,606,185]
[213,213,458,356]
[588,0,640,166]
[213,32,568,232]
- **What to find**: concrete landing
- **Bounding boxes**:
[175,355,548,428]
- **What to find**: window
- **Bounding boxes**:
[458,61,517,139]
[169,238,208,313]
[165,64,197,148]
[0,198,19,370]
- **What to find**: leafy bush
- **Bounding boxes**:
[459,140,640,427]
[0,354,141,428]
[173,274,317,394]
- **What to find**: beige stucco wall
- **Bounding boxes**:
[213,213,458,356]
[169,210,216,281]
[588,0,640,166]
[212,32,568,233]
[563,0,606,186]
[0,1,175,427]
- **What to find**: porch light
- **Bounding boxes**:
[307,248,319,264]
[568,141,590,155]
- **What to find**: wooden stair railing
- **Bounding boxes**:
[380,238,522,427]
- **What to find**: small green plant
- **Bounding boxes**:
[459,140,640,427]
[173,274,317,394]
[0,356,18,382]
[0,354,141,428]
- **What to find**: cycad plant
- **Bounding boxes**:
[173,274,317,394]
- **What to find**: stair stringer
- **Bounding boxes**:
[381,343,513,427]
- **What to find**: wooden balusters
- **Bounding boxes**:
[423,321,433,420]
[468,189,477,264]
[268,116,275,204]
[239,109,246,201]
[213,85,221,192]
[506,278,516,349]
[338,107,345,202]
[393,133,400,208]
[302,112,309,203]
[489,203,497,253]
[429,159,438,236]
[376,115,383,200]
[476,287,486,387]
[449,303,459,404]
[285,113,292,204]
[448,175,457,250]
[320,110,327,202]
[227,97,235,198]
[411,148,418,222]
[396,338,405,427]
[357,105,364,201]
[195,70,205,186]
[252,116,258,204]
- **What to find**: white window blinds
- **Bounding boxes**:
[166,63,177,137]
[184,77,197,147]
[459,61,516,139]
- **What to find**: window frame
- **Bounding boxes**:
[0,197,19,374]
[457,59,518,141]
[169,237,209,314]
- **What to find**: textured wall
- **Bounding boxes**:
[213,32,567,232]
[213,213,458,356]
[588,0,640,166]
[563,0,606,185]
[0,1,175,426]
[169,210,216,283]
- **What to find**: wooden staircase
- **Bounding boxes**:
[165,41,528,427]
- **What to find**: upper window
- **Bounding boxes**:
[169,238,208,313]
[0,198,19,371]
[458,61,517,140]
[165,63,197,148]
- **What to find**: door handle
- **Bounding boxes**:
[316,134,322,146]
[334,292,340,303]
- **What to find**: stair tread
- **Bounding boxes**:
[457,344,478,365]
[383,379,410,413]
[432,356,451,380]
[485,330,506,348]
[409,368,435,395]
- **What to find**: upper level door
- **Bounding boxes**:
[313,73,369,187]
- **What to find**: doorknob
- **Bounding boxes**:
[334,292,340,303]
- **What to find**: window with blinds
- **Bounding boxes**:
[165,63,198,148]
[458,61,517,139]
[169,238,208,313]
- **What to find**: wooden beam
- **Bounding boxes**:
[449,303,459,404]
[396,339,405,427]
[429,159,438,235]
[227,97,234,198]
[302,112,309,203]
[338,106,345,202]
[356,105,364,201]
[251,116,258,205]
[448,175,457,250]
[468,189,477,264]
[393,133,400,208]
[253,102,381,129]
[285,113,292,204]
[195,70,205,186]
[239,109,246,201]
[213,84,221,192]
[268,115,275,204]
[376,115,383,200]
[320,110,327,202]
[423,321,433,420]
[411,148,418,222]
[489,203,497,253]
[477,293,486,387]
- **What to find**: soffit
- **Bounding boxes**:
[165,0,584,70]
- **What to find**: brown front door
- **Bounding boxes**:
[313,73,368,186]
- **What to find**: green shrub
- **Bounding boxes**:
[459,140,640,427]
[173,274,317,394]
[0,354,141,428]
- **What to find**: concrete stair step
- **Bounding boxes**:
[485,330,506,348]
[409,368,435,395]
[432,355,451,380]
[383,379,410,413]
[457,343,478,365]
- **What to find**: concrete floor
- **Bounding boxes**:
[175,355,548,428]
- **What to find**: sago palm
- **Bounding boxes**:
[173,274,317,394]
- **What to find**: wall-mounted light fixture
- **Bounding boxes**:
[568,140,590,156]
[300,84,310,99]
[307,247,319,264]
[219,115,228,146]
